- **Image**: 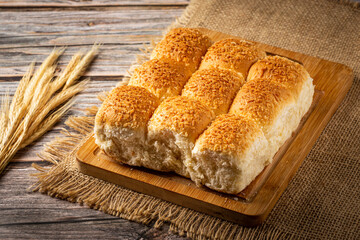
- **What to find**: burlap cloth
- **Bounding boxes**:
[33,0,360,239]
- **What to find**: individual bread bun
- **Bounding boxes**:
[181,68,245,116]
[94,85,160,168]
[128,59,191,102]
[151,28,212,74]
[229,78,296,158]
[199,38,266,77]
[147,96,215,176]
[230,78,294,128]
[189,114,270,194]
[247,55,314,117]
[247,55,309,95]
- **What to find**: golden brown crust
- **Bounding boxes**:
[229,78,294,127]
[247,55,310,95]
[95,85,159,129]
[129,59,191,102]
[182,68,245,116]
[148,96,215,142]
[196,114,261,154]
[199,38,266,77]
[150,28,212,74]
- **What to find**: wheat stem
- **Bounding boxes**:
[20,100,74,148]
[0,92,11,144]
[0,46,98,174]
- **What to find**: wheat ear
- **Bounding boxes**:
[0,46,99,174]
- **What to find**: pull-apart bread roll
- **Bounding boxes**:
[95,28,211,172]
[94,86,159,169]
[148,38,262,177]
[190,114,270,194]
[128,59,191,102]
[151,28,212,74]
[95,29,314,196]
[182,68,245,116]
[191,56,314,194]
[148,67,244,176]
[247,55,314,117]
[199,38,266,77]
[147,96,215,176]
[230,56,314,161]
[230,78,296,159]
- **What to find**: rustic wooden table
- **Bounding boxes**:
[0,1,189,239]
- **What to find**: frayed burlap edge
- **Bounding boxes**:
[29,4,294,240]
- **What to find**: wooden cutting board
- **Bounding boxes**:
[76,28,353,226]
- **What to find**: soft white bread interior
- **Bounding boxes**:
[94,85,160,169]
[182,68,245,116]
[190,114,270,194]
[128,59,192,102]
[147,96,215,176]
[151,28,212,74]
[199,38,266,78]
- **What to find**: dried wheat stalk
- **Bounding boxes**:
[0,45,99,174]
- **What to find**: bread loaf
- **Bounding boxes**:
[95,28,211,172]
[95,28,314,195]
[147,39,260,176]
[190,56,314,193]
[231,56,314,158]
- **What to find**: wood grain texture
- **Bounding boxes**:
[0,163,185,239]
[0,8,184,76]
[0,2,184,163]
[0,0,189,7]
[76,28,353,226]
[0,1,187,239]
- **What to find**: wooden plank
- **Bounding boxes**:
[76,28,353,226]
[0,163,185,240]
[0,0,189,8]
[0,9,182,38]
[0,45,147,77]
[0,8,183,77]
[0,8,181,41]
[0,46,144,67]
[0,2,187,239]
[0,6,183,161]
